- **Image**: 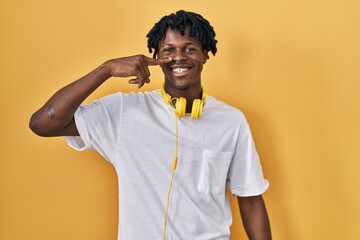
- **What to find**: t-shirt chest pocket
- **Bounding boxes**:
[197,149,232,194]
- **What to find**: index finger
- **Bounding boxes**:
[145,57,173,66]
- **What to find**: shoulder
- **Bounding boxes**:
[98,89,160,104]
[121,89,159,100]
[205,95,247,121]
[80,90,161,116]
[120,89,161,107]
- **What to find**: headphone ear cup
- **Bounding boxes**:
[175,97,186,117]
[198,101,204,118]
[160,84,171,104]
[191,99,204,119]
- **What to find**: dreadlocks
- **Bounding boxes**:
[146,10,218,58]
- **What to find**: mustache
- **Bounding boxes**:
[167,62,193,68]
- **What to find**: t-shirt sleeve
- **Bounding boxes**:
[227,116,269,197]
[65,93,123,164]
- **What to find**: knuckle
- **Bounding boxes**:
[136,54,145,61]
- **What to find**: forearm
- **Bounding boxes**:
[238,195,272,240]
[29,55,171,137]
[29,62,111,136]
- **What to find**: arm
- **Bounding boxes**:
[238,195,272,240]
[29,55,172,137]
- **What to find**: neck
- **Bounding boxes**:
[164,82,202,97]
[163,82,204,113]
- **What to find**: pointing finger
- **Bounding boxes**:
[145,57,173,66]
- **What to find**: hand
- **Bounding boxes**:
[107,54,172,88]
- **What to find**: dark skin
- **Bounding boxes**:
[157,26,208,112]
[29,27,271,239]
[239,195,272,240]
[29,55,172,136]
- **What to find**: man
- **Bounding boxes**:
[30,10,271,240]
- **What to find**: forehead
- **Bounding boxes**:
[160,26,201,46]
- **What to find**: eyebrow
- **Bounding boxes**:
[161,42,197,46]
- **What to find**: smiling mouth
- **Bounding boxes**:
[169,63,193,74]
[171,67,191,73]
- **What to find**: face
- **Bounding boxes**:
[158,26,209,97]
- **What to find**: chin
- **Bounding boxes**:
[163,69,200,91]
[166,78,192,90]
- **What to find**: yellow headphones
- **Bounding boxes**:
[160,83,206,119]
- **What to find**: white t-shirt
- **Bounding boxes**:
[66,89,269,240]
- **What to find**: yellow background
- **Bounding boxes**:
[1,0,359,239]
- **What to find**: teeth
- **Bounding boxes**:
[172,68,188,73]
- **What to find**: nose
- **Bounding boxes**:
[171,49,187,62]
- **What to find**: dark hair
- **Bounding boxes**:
[146,10,217,58]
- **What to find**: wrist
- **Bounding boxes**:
[99,60,114,79]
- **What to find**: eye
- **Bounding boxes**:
[185,47,195,52]
[163,48,173,53]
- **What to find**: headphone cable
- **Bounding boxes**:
[163,115,179,240]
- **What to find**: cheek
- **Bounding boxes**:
[160,65,168,74]
[195,59,204,71]
[202,55,208,64]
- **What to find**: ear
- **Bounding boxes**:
[203,51,209,64]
